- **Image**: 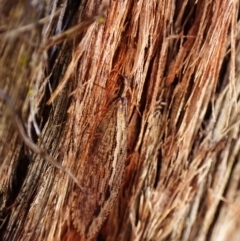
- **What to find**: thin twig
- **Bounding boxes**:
[0,9,62,39]
[0,89,84,193]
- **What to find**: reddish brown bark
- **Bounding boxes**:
[0,1,239,241]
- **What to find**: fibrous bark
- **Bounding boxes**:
[0,0,239,241]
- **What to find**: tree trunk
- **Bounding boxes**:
[0,1,239,241]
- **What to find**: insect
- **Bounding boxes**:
[71,76,129,238]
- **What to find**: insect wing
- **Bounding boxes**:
[71,97,127,238]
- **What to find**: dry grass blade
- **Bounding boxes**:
[46,5,108,105]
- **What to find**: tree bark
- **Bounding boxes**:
[0,0,239,241]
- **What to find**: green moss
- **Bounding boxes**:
[98,16,105,24]
[27,89,33,96]
[19,55,28,65]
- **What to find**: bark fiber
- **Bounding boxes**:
[0,0,240,241]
